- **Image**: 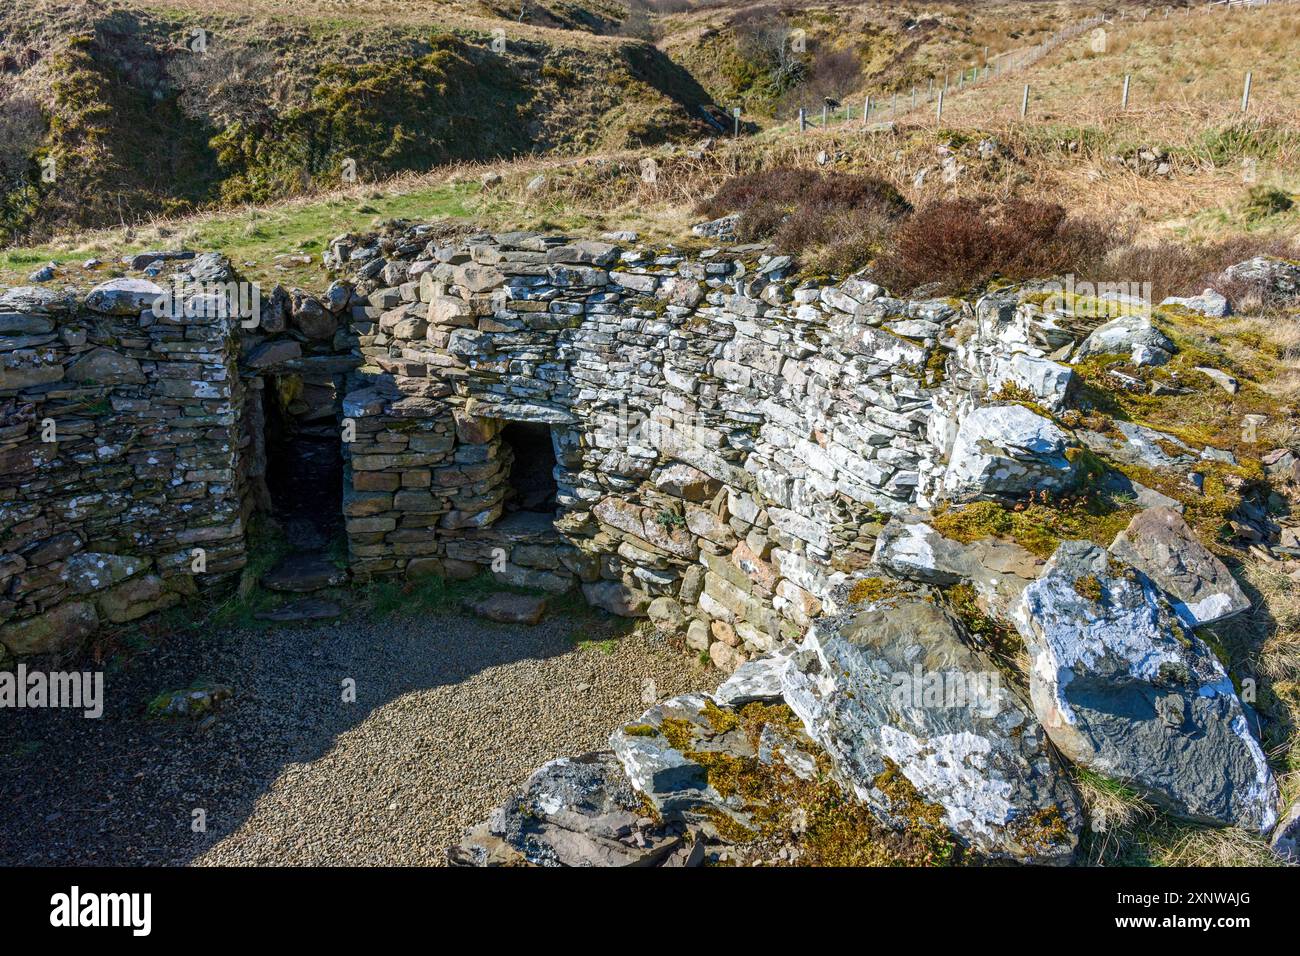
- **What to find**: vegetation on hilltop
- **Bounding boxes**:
[0,0,713,242]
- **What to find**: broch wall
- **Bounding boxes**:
[337,231,970,668]
[0,231,1081,663]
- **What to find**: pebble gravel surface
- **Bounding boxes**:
[0,609,708,865]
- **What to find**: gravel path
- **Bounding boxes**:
[0,608,708,865]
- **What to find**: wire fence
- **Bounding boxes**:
[756,0,1291,135]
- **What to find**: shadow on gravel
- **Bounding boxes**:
[0,606,628,865]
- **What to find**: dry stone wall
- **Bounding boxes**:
[336,230,990,668]
[0,269,248,657]
[0,228,1148,670]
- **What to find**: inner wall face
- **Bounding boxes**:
[340,235,941,649]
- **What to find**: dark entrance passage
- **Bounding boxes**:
[263,375,344,551]
[500,421,558,514]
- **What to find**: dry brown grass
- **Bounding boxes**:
[904,4,1300,130]
[1154,826,1282,867]
[4,0,1297,281]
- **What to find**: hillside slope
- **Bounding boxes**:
[0,0,713,241]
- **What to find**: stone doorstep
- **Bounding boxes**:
[466,591,548,625]
[255,598,342,623]
[260,553,349,592]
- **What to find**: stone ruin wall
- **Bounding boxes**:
[338,232,984,668]
[1,231,1071,666]
[0,279,249,656]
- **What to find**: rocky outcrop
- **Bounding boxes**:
[1014,541,1277,832]
[778,593,1082,863]
[450,752,698,867]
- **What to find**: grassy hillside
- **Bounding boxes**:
[0,0,712,242]
[2,0,1297,287]
[653,0,1101,119]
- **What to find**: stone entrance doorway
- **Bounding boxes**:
[261,373,344,551]
[499,421,559,516]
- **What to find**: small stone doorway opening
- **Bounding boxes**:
[261,373,344,550]
[499,421,559,516]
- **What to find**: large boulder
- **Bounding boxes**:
[1160,289,1230,318]
[450,752,697,867]
[873,517,1043,618]
[779,594,1083,863]
[1074,314,1174,366]
[1013,541,1277,832]
[1219,256,1300,302]
[1109,507,1249,627]
[940,404,1077,501]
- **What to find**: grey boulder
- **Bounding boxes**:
[1220,256,1300,300]
[1160,289,1230,318]
[450,751,696,867]
[780,595,1083,863]
[1074,314,1174,366]
[1013,541,1277,832]
[940,404,1077,501]
[873,517,1043,618]
[1109,507,1249,626]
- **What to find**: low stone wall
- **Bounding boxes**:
[336,231,982,667]
[0,275,247,657]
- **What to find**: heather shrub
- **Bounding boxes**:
[871,196,1116,295]
[698,166,909,274]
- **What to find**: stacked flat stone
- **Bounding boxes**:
[0,276,247,657]
[333,229,963,669]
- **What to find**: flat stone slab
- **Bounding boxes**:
[468,592,548,625]
[255,598,342,623]
[261,553,348,592]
